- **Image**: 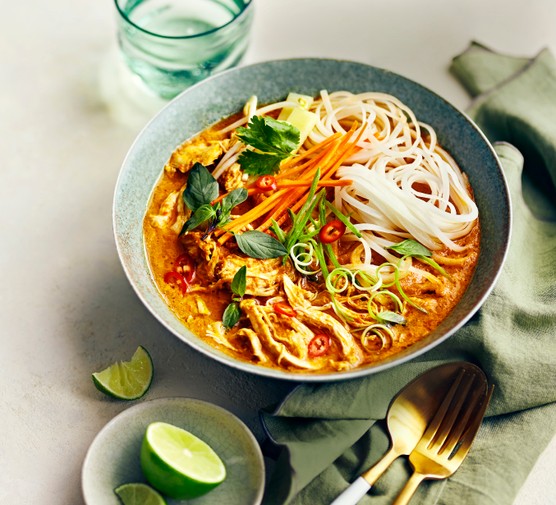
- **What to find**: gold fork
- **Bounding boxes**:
[392,368,494,505]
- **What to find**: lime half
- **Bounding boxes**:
[92,346,153,400]
[114,482,166,505]
[141,421,226,499]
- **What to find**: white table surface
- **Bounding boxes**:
[1,0,554,503]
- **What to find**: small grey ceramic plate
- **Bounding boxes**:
[113,58,511,382]
[82,397,265,505]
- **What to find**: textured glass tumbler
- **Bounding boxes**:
[114,0,254,99]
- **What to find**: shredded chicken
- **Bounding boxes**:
[206,321,236,350]
[220,162,244,192]
[181,233,221,279]
[240,299,318,370]
[165,138,229,175]
[149,183,187,234]
[283,275,363,369]
[150,188,181,229]
[217,256,289,297]
[236,328,269,363]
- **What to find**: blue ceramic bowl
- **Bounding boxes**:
[113,58,511,382]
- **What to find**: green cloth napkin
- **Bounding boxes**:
[260,42,556,505]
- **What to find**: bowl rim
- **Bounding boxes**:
[113,57,511,382]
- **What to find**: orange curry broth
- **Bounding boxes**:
[143,116,480,373]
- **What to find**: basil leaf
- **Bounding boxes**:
[222,302,241,329]
[231,265,247,298]
[235,230,288,259]
[389,239,432,258]
[377,311,407,325]
[236,116,300,156]
[180,204,216,234]
[182,163,219,211]
[237,150,283,176]
[221,187,248,215]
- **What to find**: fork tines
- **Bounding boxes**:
[424,367,487,458]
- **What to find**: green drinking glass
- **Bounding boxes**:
[114,0,254,99]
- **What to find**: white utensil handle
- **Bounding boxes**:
[329,476,371,505]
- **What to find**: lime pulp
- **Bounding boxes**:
[140,421,226,499]
[114,482,167,505]
[92,346,153,400]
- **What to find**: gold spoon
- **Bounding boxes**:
[330,362,488,505]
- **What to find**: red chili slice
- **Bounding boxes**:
[319,219,346,244]
[164,271,189,294]
[308,334,331,358]
[255,175,278,192]
[274,302,296,317]
[176,253,196,283]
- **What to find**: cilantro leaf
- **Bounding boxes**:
[237,150,283,175]
[236,116,300,155]
[236,116,300,176]
[182,163,219,211]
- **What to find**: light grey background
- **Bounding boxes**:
[1,0,554,503]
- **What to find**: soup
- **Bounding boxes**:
[143,91,479,373]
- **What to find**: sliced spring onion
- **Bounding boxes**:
[324,200,362,238]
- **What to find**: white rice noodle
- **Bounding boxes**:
[215,90,478,261]
[337,158,477,252]
[212,139,243,180]
[301,90,478,255]
[218,99,311,134]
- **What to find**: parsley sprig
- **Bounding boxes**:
[236,116,300,175]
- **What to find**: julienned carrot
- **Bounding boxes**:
[218,126,362,243]
[253,139,347,232]
[257,128,362,233]
[256,187,307,233]
[279,132,342,171]
[276,179,352,188]
[218,188,289,233]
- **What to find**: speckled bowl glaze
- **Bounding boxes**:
[113,58,511,382]
[82,397,265,505]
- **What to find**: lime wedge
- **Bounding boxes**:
[92,346,153,400]
[141,421,226,499]
[114,482,166,505]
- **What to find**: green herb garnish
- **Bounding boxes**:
[223,266,247,329]
[388,239,449,278]
[182,163,219,212]
[230,265,247,299]
[236,116,300,175]
[389,239,432,257]
[180,163,247,237]
[283,169,323,251]
[222,302,241,329]
[235,230,288,259]
[324,200,363,238]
